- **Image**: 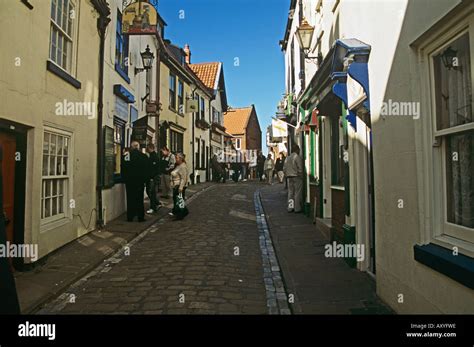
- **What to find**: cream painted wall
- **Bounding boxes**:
[330,0,473,312]
[0,1,101,260]
[292,0,473,312]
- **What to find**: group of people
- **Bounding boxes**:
[121,141,189,222]
[257,146,304,214]
[257,151,287,185]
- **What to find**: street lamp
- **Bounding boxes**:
[296,18,323,65]
[135,45,155,75]
[296,18,314,51]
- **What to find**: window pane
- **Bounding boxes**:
[45,180,51,197]
[43,133,50,154]
[446,132,474,228]
[434,33,472,130]
[45,198,51,218]
[59,196,64,214]
[63,156,68,175]
[51,0,57,22]
[62,0,68,30]
[57,0,62,26]
[63,137,68,156]
[42,155,49,176]
[57,34,63,67]
[53,179,58,196]
[67,3,73,36]
[57,135,64,155]
[50,28,57,61]
[52,196,58,216]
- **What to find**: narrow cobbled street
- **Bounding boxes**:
[36,182,387,315]
[38,183,268,314]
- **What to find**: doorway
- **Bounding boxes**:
[0,121,28,271]
[0,131,16,247]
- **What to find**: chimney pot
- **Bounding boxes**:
[184,44,191,64]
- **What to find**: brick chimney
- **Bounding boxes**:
[184,44,191,64]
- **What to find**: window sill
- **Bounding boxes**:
[46,60,81,89]
[169,106,184,117]
[115,63,130,84]
[40,216,71,233]
[331,185,345,191]
[413,243,474,289]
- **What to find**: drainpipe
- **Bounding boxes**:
[191,86,198,184]
[208,94,216,181]
[95,5,111,230]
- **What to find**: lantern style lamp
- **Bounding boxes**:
[296,18,322,64]
[296,18,315,52]
[441,47,458,70]
[135,45,155,75]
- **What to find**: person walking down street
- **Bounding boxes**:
[257,151,265,181]
[170,153,189,220]
[264,154,275,185]
[122,141,150,222]
[211,154,224,183]
[275,152,286,183]
[283,144,304,213]
[160,146,176,199]
[145,143,161,214]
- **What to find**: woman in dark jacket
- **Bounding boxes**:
[275,152,286,183]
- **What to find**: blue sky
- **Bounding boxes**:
[157,0,290,150]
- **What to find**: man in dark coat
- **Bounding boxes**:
[0,146,21,314]
[122,141,150,222]
[145,143,161,213]
[257,151,265,181]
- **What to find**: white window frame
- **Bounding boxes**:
[48,0,78,75]
[415,7,474,256]
[235,138,241,150]
[41,126,73,228]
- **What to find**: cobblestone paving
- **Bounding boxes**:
[38,183,268,314]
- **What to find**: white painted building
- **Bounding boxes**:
[280,0,474,313]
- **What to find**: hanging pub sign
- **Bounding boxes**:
[122,0,159,35]
[186,99,198,113]
[271,118,288,138]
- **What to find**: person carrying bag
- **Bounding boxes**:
[170,153,189,220]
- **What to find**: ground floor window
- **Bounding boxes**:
[41,128,70,221]
[170,130,183,153]
[114,117,126,177]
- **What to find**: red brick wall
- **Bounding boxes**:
[245,108,262,151]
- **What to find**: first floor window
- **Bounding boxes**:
[169,73,176,110]
[41,129,70,221]
[431,29,474,240]
[170,130,183,153]
[178,80,184,114]
[200,96,205,120]
[49,0,75,72]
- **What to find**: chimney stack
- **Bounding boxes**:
[184,44,191,64]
